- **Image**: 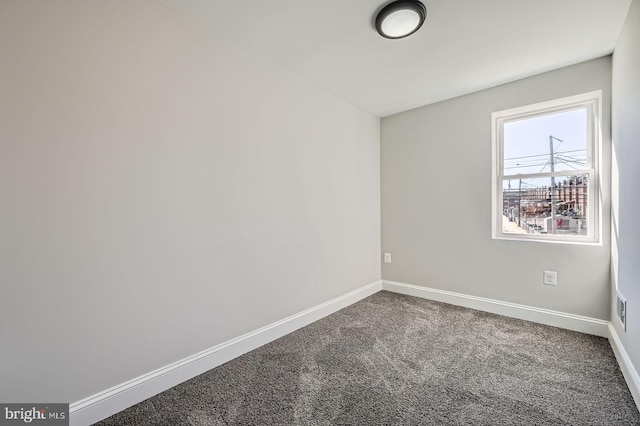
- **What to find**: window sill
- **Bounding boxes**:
[493,234,602,246]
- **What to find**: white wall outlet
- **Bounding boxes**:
[617,292,627,331]
[543,270,557,286]
[384,253,392,263]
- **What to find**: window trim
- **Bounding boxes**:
[491,91,602,244]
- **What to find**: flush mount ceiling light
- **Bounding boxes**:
[375,0,426,39]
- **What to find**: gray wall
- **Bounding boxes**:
[0,1,381,403]
[382,57,611,319]
[612,0,640,374]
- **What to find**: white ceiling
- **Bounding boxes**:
[159,0,632,117]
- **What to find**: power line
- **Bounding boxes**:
[504,149,586,161]
[505,160,586,170]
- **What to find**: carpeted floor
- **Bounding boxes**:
[97,291,640,425]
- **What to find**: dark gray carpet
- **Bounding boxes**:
[96,291,640,425]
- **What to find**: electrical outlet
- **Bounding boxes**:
[384,253,391,263]
[543,270,557,286]
[617,292,627,331]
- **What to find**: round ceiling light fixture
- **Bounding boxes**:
[375,0,426,39]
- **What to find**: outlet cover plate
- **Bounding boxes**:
[543,270,557,286]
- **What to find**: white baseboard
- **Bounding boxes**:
[69,279,637,425]
[608,323,640,410]
[70,280,382,426]
[382,280,609,337]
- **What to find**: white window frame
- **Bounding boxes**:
[491,91,602,244]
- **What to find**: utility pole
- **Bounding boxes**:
[549,135,563,234]
[518,178,522,227]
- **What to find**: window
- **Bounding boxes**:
[492,91,601,243]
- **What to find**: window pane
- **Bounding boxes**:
[502,174,589,236]
[504,108,588,175]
